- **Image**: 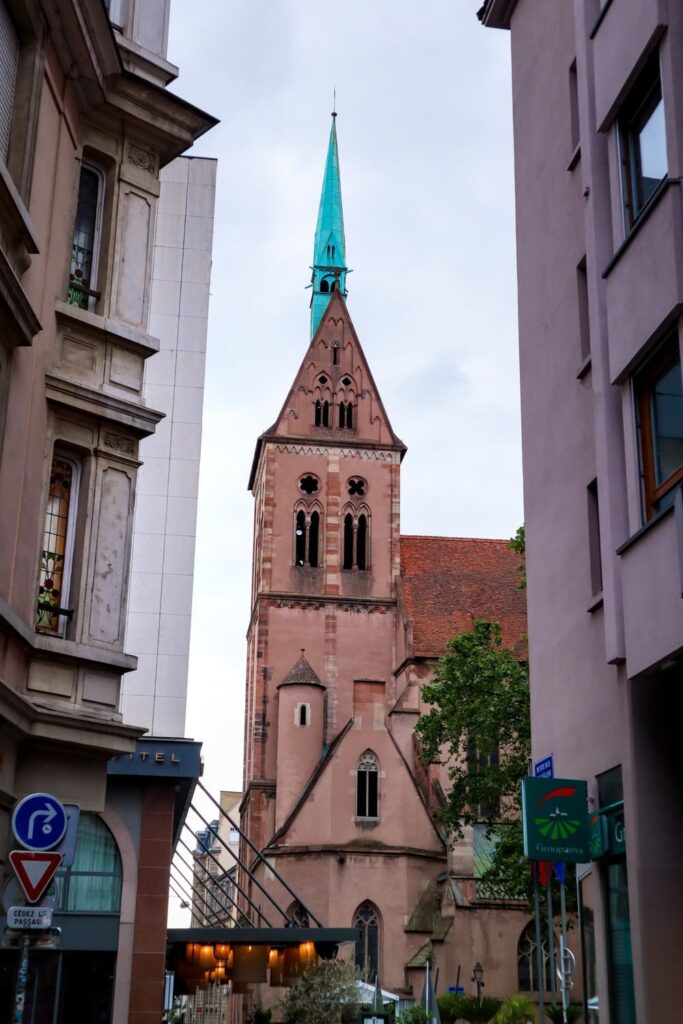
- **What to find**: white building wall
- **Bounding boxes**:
[122,155,216,736]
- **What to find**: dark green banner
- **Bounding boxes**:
[521,777,590,862]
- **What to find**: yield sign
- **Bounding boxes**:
[9,850,63,904]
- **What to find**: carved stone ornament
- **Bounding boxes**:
[358,750,379,771]
[128,144,158,174]
[103,431,135,456]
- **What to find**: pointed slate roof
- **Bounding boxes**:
[277,652,325,690]
[313,115,346,268]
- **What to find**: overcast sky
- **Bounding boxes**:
[165,0,520,876]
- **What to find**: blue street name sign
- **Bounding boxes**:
[11,793,68,852]
[448,987,465,995]
[534,754,554,778]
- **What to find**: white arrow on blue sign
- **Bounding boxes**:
[11,793,68,852]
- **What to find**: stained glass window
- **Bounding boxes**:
[518,921,552,992]
[354,902,379,981]
[36,456,78,634]
[68,166,102,310]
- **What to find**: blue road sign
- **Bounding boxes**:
[11,793,68,851]
[534,754,554,778]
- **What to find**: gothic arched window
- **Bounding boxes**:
[294,506,322,568]
[288,900,310,928]
[354,901,380,981]
[356,750,379,819]
[322,401,330,427]
[342,507,371,571]
[315,400,322,426]
[339,401,346,429]
[518,921,553,992]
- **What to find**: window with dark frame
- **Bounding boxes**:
[569,59,580,155]
[68,164,104,311]
[587,478,603,598]
[342,508,370,571]
[467,739,500,820]
[619,56,667,225]
[635,338,683,519]
[294,505,321,568]
[356,750,379,818]
[577,256,591,364]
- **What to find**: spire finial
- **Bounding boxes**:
[332,87,337,118]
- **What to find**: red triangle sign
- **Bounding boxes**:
[9,850,63,903]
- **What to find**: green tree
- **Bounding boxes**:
[279,960,360,1024]
[415,620,531,898]
[507,525,526,590]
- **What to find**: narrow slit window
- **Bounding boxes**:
[339,402,346,428]
[295,510,306,566]
[332,346,340,365]
[343,513,354,570]
[315,400,322,426]
[322,401,330,427]
[347,403,353,429]
[36,455,80,636]
[309,510,320,568]
[356,751,379,818]
[299,704,309,726]
[356,515,367,570]
[68,165,104,312]
[587,478,602,598]
[577,257,590,363]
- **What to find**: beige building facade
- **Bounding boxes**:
[0,1,215,1021]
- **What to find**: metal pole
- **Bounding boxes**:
[187,806,281,926]
[170,869,219,926]
[560,879,568,1024]
[546,872,557,1007]
[197,781,324,926]
[169,879,213,927]
[174,846,240,927]
[179,832,261,927]
[13,935,30,1024]
[532,864,545,1024]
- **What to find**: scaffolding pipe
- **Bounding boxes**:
[197,781,323,926]
[179,829,262,927]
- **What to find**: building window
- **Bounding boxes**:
[299,474,320,495]
[332,345,340,365]
[634,338,683,518]
[353,902,379,981]
[347,477,367,497]
[0,0,19,164]
[36,454,80,636]
[296,703,310,726]
[338,401,354,429]
[467,740,500,819]
[342,507,371,571]
[356,750,379,819]
[569,59,580,155]
[577,256,590,364]
[619,57,667,224]
[288,900,310,928]
[54,814,122,913]
[294,505,322,568]
[518,921,553,992]
[314,399,330,427]
[68,163,104,311]
[587,478,602,598]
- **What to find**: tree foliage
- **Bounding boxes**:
[416,621,530,839]
[278,960,360,1024]
[507,525,526,590]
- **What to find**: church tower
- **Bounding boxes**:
[241,116,446,992]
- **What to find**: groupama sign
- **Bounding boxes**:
[521,777,590,863]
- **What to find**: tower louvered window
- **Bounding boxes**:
[342,508,370,571]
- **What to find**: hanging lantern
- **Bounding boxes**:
[214,964,227,983]
[300,941,316,966]
[269,949,285,987]
[232,944,268,984]
[215,944,231,961]
[199,945,217,970]
[283,945,304,984]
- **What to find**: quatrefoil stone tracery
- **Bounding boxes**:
[299,475,320,495]
[347,477,367,497]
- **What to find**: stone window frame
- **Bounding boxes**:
[617,51,668,230]
[68,159,107,314]
[293,499,324,569]
[342,502,371,572]
[294,702,310,727]
[353,900,380,981]
[355,749,380,821]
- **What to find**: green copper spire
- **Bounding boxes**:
[310,111,348,335]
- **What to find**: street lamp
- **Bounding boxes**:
[471,962,485,1004]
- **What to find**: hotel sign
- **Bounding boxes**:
[522,777,590,862]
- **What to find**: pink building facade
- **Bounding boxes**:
[481,2,683,1022]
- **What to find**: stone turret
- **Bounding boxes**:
[275,653,326,830]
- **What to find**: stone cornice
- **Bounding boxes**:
[1,595,137,673]
[264,843,446,862]
[55,301,160,357]
[247,592,396,634]
[45,372,164,438]
[249,433,403,491]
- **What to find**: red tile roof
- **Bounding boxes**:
[399,535,527,659]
